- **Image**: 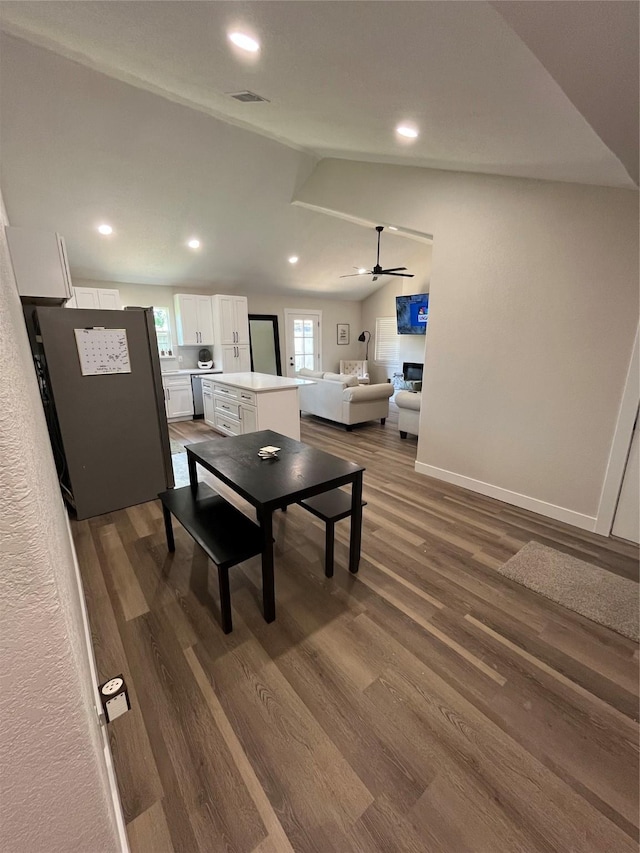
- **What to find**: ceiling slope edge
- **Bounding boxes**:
[0,26,313,158]
[491,1,639,188]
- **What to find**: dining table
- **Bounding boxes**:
[186,429,365,623]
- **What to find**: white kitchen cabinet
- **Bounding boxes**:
[6,226,73,301]
[174,294,214,346]
[214,295,249,345]
[221,344,251,373]
[202,383,216,425]
[66,286,122,310]
[162,375,193,420]
[212,295,249,369]
[202,374,302,440]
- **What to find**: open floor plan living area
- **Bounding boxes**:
[1,3,638,852]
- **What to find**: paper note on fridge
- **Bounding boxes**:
[74,327,132,375]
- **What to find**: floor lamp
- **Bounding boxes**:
[358,330,371,361]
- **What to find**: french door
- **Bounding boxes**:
[284,310,322,377]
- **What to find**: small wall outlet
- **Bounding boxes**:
[98,675,131,723]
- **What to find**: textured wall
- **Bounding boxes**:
[0,199,120,851]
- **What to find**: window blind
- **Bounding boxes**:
[374,317,400,366]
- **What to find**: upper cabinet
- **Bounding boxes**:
[66,286,122,310]
[5,227,73,301]
[174,294,214,346]
[212,295,249,345]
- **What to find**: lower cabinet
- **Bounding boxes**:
[163,376,193,420]
[201,378,300,439]
[202,384,216,425]
[202,379,257,436]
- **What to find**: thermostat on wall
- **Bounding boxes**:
[98,675,131,723]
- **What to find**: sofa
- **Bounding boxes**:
[396,390,421,438]
[297,369,393,429]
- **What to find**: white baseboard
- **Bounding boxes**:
[414,462,598,532]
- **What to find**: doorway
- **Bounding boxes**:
[284,309,322,377]
[248,315,282,376]
[612,407,639,543]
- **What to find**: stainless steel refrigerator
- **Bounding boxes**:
[30,306,174,520]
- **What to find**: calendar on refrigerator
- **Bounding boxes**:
[74,327,131,375]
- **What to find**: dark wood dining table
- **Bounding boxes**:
[186,429,365,623]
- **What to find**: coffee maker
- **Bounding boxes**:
[197,347,213,369]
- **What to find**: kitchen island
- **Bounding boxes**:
[201,372,314,440]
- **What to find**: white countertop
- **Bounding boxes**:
[207,372,315,391]
[162,368,223,376]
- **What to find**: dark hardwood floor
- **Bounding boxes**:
[73,408,639,852]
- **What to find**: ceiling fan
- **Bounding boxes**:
[341,225,415,282]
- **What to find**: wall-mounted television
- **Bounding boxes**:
[396,293,429,335]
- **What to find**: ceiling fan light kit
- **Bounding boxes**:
[340,225,414,282]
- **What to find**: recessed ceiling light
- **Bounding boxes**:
[188,238,200,249]
[358,268,367,274]
[288,256,299,264]
[97,224,113,235]
[228,32,260,53]
[396,125,419,139]
[388,226,398,231]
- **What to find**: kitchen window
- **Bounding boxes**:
[153,307,173,355]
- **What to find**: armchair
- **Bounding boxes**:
[339,360,370,384]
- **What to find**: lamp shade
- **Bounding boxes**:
[358,330,371,360]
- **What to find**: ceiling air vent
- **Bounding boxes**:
[227,91,270,103]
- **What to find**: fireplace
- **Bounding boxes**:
[402,362,423,382]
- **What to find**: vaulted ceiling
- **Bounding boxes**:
[0,1,636,297]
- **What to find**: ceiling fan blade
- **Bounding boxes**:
[380,267,407,273]
[385,272,415,277]
[340,272,368,278]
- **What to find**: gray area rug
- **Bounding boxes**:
[496,541,639,641]
[171,450,190,488]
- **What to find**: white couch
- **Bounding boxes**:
[396,390,421,438]
[297,369,393,429]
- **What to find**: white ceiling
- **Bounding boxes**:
[0,1,636,295]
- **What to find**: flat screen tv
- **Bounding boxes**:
[396,293,429,335]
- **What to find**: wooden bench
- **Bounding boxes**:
[298,489,367,578]
[158,483,263,634]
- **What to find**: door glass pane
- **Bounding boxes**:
[304,354,314,369]
[294,320,303,334]
[304,336,313,354]
[294,337,304,354]
[295,355,305,371]
[303,320,313,334]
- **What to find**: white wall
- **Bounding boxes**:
[80,279,363,373]
[0,201,121,849]
[75,279,212,368]
[246,292,362,373]
[296,159,639,528]
[361,248,432,384]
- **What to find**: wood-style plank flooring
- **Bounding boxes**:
[73,408,639,852]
